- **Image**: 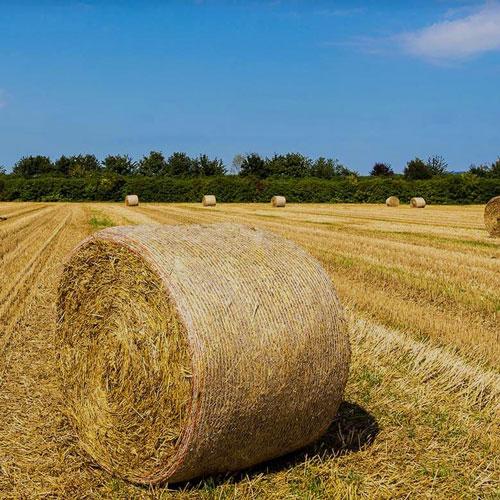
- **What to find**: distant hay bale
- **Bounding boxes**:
[202,194,216,206]
[125,195,139,206]
[484,196,500,236]
[385,196,399,207]
[56,223,350,485]
[271,196,286,207]
[410,197,426,208]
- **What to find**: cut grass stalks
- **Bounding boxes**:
[1,202,498,499]
[349,315,500,409]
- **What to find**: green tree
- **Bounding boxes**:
[239,153,269,178]
[468,163,490,177]
[54,155,71,176]
[267,153,311,178]
[370,162,394,176]
[468,158,500,178]
[103,155,137,176]
[195,154,226,176]
[55,154,101,176]
[490,158,500,178]
[168,152,193,177]
[311,157,333,179]
[404,157,432,180]
[71,155,101,176]
[333,163,358,177]
[426,155,448,176]
[137,151,168,176]
[12,156,53,177]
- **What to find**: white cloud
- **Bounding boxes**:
[401,2,500,61]
[315,7,366,17]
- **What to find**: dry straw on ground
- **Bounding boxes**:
[202,195,216,206]
[385,196,399,207]
[410,197,426,208]
[484,196,500,237]
[56,223,350,485]
[271,196,286,207]
[125,195,139,206]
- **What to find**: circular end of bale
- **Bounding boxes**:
[202,195,216,207]
[484,196,500,236]
[385,196,399,207]
[410,197,426,208]
[125,195,139,206]
[271,196,286,207]
[57,223,350,485]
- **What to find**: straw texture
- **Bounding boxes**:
[410,197,426,208]
[484,196,500,236]
[386,196,399,207]
[202,195,216,206]
[271,196,286,207]
[56,223,350,485]
[125,195,139,206]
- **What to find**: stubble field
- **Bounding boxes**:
[0,202,498,499]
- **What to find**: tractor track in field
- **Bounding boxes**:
[0,206,60,261]
[0,210,72,376]
[0,205,56,241]
[280,206,486,230]
[0,203,51,223]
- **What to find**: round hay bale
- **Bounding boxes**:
[56,223,350,485]
[125,195,139,207]
[202,195,216,207]
[410,197,426,208]
[385,196,399,207]
[271,195,286,207]
[484,196,500,236]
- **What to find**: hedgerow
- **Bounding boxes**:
[0,174,498,204]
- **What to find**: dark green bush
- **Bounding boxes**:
[0,174,498,204]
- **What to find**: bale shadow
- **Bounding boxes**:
[172,401,379,491]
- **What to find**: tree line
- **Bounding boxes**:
[1,151,499,180]
[1,174,498,204]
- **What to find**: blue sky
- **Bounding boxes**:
[1,1,499,173]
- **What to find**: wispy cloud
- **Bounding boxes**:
[0,90,6,109]
[315,7,366,17]
[400,2,500,62]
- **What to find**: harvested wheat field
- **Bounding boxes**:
[0,202,498,499]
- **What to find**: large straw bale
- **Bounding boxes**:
[386,196,399,207]
[271,196,286,207]
[125,195,139,206]
[202,195,216,206]
[484,196,500,236]
[56,223,350,484]
[410,197,426,208]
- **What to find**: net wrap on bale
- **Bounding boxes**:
[484,196,500,236]
[56,223,350,485]
[271,196,286,207]
[125,195,139,206]
[410,197,426,208]
[202,195,216,206]
[386,196,399,207]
